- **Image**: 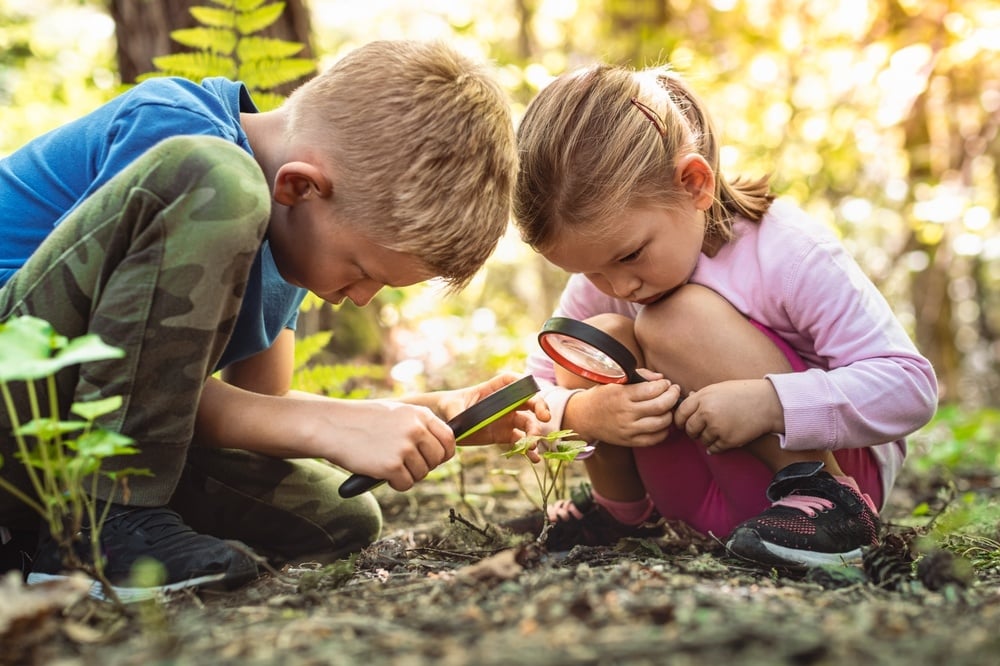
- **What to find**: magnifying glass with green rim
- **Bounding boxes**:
[338,375,540,498]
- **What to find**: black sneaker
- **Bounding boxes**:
[27,505,258,602]
[505,483,664,551]
[726,461,880,568]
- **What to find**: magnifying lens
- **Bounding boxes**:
[338,375,540,498]
[537,317,646,385]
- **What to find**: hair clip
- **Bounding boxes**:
[629,97,667,137]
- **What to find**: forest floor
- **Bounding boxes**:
[3,450,1000,666]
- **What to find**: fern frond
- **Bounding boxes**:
[236,36,304,61]
[246,91,285,112]
[190,6,238,29]
[152,52,237,80]
[171,27,238,55]
[235,2,286,35]
[233,0,269,11]
[238,58,315,90]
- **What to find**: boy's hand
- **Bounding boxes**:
[437,373,551,460]
[327,400,457,492]
[563,370,681,447]
[673,378,785,455]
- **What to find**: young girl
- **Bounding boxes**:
[513,64,938,568]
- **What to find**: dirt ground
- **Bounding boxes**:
[3,451,999,666]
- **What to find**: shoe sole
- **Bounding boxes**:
[26,570,252,603]
[726,528,864,569]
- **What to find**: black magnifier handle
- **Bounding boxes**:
[338,376,540,499]
[338,472,384,498]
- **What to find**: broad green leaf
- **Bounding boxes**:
[16,418,87,438]
[75,430,137,458]
[50,334,124,371]
[71,395,123,422]
[0,315,66,381]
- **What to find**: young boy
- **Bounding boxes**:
[0,40,535,597]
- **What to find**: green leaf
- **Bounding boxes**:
[236,36,304,61]
[104,467,154,480]
[232,0,269,11]
[238,58,315,90]
[171,27,237,55]
[248,91,286,112]
[70,395,123,422]
[51,334,124,371]
[75,430,137,458]
[0,315,65,381]
[16,418,87,438]
[235,2,285,34]
[189,6,238,29]
[152,52,237,79]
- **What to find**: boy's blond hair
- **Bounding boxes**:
[514,64,773,253]
[286,40,517,289]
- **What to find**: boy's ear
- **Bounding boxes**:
[674,154,715,210]
[273,162,333,206]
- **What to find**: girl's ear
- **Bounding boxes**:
[273,161,333,206]
[674,154,715,210]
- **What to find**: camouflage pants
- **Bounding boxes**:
[0,136,380,565]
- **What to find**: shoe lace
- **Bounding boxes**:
[771,493,834,517]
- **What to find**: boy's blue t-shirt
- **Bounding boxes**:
[0,76,305,370]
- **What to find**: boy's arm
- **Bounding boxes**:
[219,329,295,396]
[195,329,456,490]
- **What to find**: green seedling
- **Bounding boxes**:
[503,429,593,528]
[0,315,150,605]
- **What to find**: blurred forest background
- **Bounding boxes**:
[1,0,998,451]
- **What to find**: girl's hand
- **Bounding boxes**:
[562,372,681,447]
[673,378,784,454]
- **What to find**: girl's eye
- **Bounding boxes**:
[619,247,643,263]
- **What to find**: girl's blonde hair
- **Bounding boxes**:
[286,40,517,289]
[514,64,772,253]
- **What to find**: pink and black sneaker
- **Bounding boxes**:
[726,461,880,568]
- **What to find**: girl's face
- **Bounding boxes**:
[542,202,707,306]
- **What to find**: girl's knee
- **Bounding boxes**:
[634,284,734,356]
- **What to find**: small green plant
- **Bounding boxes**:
[0,315,150,604]
[141,0,316,111]
[502,429,593,523]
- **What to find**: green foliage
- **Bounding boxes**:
[502,430,592,519]
[291,330,385,398]
[142,0,315,110]
[0,315,150,604]
[907,404,1000,474]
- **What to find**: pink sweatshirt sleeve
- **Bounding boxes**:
[763,231,938,451]
[692,202,939,453]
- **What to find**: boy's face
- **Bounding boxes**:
[269,205,436,307]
